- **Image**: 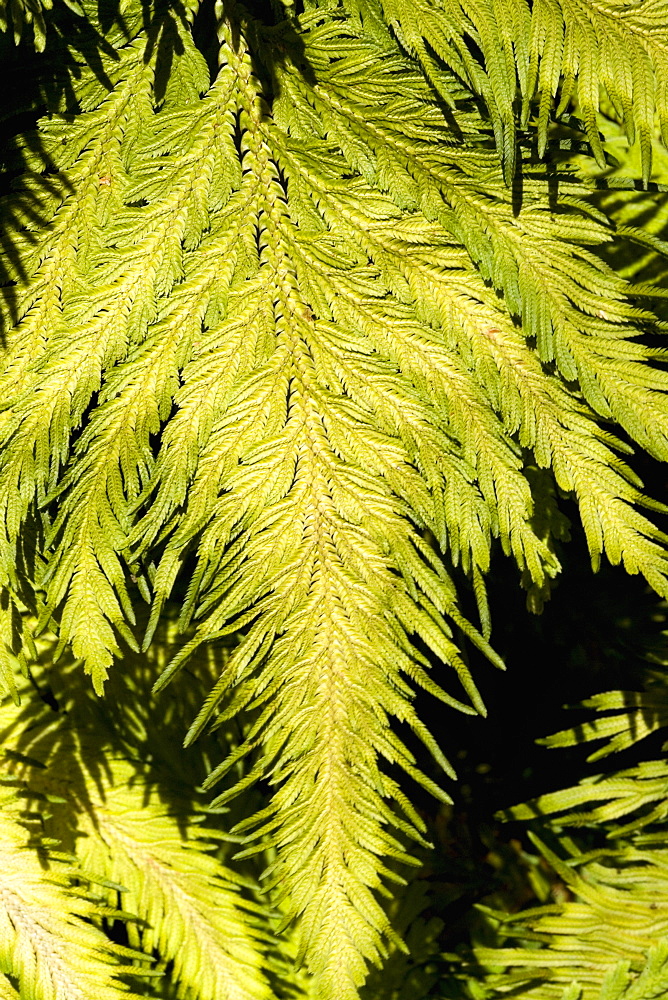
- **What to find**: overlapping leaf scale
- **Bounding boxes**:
[124,18,507,996]
[276,14,668,598]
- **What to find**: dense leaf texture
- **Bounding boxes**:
[0,626,274,1000]
[376,0,668,181]
[0,760,145,1000]
[2,0,668,995]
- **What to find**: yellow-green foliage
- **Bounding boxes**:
[0,624,275,1000]
[1,0,668,997]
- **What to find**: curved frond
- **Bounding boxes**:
[372,0,668,183]
[539,688,668,760]
[474,671,668,1000]
[3,0,668,994]
[475,833,668,1000]
[0,635,275,1000]
[503,683,668,832]
[524,0,668,181]
[0,808,144,1000]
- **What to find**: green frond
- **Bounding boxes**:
[599,940,668,1000]
[0,634,275,1000]
[474,833,668,1000]
[0,807,145,1000]
[501,683,668,832]
[369,0,668,184]
[0,8,209,690]
[472,668,668,1000]
[0,0,82,49]
[524,0,668,182]
[357,879,446,1000]
[539,688,668,760]
[372,0,529,181]
[4,0,668,996]
[509,758,668,834]
[58,755,273,1000]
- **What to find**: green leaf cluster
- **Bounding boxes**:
[0,619,276,1000]
[2,0,668,996]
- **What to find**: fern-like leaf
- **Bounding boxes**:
[0,808,145,1000]
[374,0,668,182]
[3,0,668,994]
[0,631,275,1000]
[474,670,668,1000]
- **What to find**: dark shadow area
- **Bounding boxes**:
[234,0,315,95]
[598,187,668,313]
[0,604,282,992]
[365,476,668,994]
[2,607,221,824]
[1,606,288,987]
[394,493,667,812]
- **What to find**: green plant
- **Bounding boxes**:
[2,0,668,996]
[467,675,668,1000]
